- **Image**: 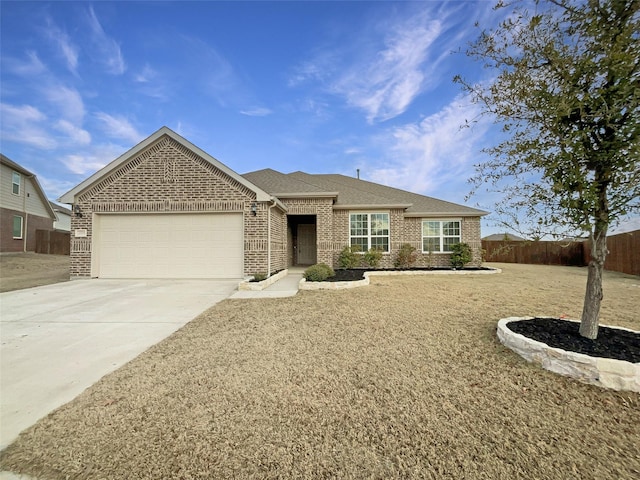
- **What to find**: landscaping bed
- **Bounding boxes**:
[507,317,640,363]
[326,267,496,282]
[1,263,638,479]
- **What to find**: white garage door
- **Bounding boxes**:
[95,213,243,279]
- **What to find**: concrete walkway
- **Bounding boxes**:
[230,269,304,299]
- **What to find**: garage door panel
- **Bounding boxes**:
[96,213,243,279]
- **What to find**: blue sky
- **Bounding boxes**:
[2,1,636,237]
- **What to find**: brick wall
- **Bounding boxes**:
[70,135,265,277]
[282,198,334,266]
[1,207,54,252]
[332,211,483,268]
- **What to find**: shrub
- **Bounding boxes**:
[303,263,335,282]
[394,243,417,268]
[363,248,383,268]
[450,242,473,269]
[251,272,267,282]
[338,245,362,269]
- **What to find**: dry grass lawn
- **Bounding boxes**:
[0,253,69,292]
[1,263,639,479]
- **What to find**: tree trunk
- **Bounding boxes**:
[579,229,607,339]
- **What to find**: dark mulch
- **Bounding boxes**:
[327,269,367,281]
[325,267,494,282]
[507,317,640,363]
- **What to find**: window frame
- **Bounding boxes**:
[349,212,390,253]
[421,218,462,254]
[12,171,21,195]
[13,215,23,239]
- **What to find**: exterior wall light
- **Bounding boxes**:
[74,205,83,217]
[251,202,257,216]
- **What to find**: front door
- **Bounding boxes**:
[297,224,317,265]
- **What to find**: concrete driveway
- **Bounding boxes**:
[0,278,239,451]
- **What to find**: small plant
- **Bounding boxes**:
[363,248,383,268]
[426,246,434,269]
[251,272,268,282]
[338,245,362,269]
[450,242,472,269]
[303,263,335,282]
[394,243,417,268]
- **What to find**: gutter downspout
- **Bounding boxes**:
[23,174,34,252]
[267,198,277,277]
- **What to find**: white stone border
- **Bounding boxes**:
[498,317,640,392]
[299,267,501,291]
[238,269,288,291]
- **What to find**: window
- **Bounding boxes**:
[422,219,461,253]
[350,212,389,252]
[13,215,23,239]
[12,172,21,195]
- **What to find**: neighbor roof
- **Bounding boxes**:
[49,201,72,216]
[243,169,488,217]
[482,233,526,241]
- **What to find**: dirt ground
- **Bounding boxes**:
[1,263,639,479]
[0,253,70,292]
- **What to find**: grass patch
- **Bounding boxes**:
[1,263,639,479]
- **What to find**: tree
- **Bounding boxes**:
[455,0,640,339]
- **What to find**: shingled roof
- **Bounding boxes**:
[242,169,487,217]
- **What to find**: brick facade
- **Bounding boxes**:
[0,207,54,252]
[70,135,277,277]
[66,130,484,278]
[270,204,485,269]
[282,198,334,266]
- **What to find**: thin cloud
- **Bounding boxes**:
[44,17,79,74]
[133,64,156,83]
[0,103,57,149]
[3,51,46,76]
[0,103,46,123]
[86,6,125,75]
[54,119,91,145]
[39,175,78,201]
[43,85,85,123]
[290,2,492,123]
[240,107,273,117]
[334,13,443,123]
[95,112,143,144]
[61,142,127,176]
[367,94,491,196]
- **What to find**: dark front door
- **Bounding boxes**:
[297,224,317,265]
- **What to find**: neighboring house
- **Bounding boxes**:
[1,154,56,253]
[59,127,488,279]
[482,233,525,241]
[49,201,72,232]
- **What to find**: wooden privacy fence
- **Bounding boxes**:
[482,229,639,276]
[35,229,70,255]
[584,230,639,276]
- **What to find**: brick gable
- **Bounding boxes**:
[70,135,260,277]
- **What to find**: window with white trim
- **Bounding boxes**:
[422,219,461,253]
[13,215,23,239]
[12,172,21,195]
[350,212,389,252]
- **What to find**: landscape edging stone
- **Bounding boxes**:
[238,269,289,291]
[299,267,502,290]
[497,317,640,392]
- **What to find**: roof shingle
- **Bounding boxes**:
[242,169,487,216]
